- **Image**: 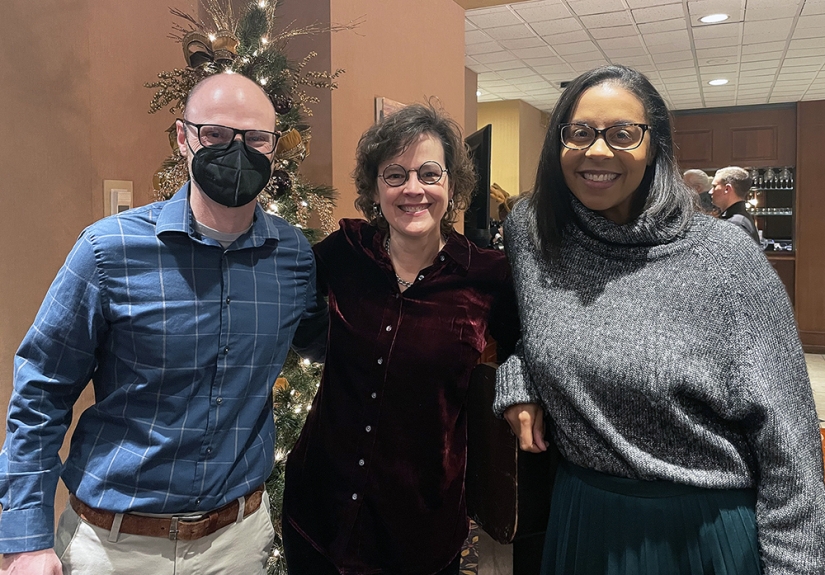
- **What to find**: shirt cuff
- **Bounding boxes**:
[0,507,56,554]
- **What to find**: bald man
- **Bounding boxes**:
[0,73,327,575]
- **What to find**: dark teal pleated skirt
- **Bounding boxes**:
[541,461,762,575]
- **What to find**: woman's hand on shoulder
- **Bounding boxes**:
[503,403,547,453]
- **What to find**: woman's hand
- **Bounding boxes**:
[503,403,548,453]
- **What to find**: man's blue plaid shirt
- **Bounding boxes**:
[0,184,325,553]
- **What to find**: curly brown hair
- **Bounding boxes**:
[353,101,476,236]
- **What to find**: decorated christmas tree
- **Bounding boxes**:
[145,1,345,571]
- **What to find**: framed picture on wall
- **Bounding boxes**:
[375,97,406,123]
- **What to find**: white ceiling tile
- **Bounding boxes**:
[530,18,584,36]
[486,60,527,72]
[465,29,492,45]
[687,0,744,20]
[499,37,546,51]
[523,56,567,68]
[780,63,822,73]
[473,51,519,64]
[512,3,573,22]
[553,41,599,55]
[743,18,794,36]
[658,68,698,79]
[656,59,697,71]
[789,37,825,50]
[741,52,783,63]
[568,0,627,16]
[611,56,653,67]
[580,11,634,28]
[465,20,477,32]
[744,7,799,21]
[632,4,685,23]
[797,13,825,28]
[606,47,649,59]
[741,41,787,54]
[497,68,542,80]
[597,36,645,50]
[801,1,825,15]
[466,42,502,56]
[739,61,780,72]
[745,0,801,11]
[590,25,638,40]
[785,48,825,58]
[652,51,695,64]
[465,55,479,67]
[485,24,537,41]
[519,80,554,91]
[793,27,824,39]
[776,72,817,81]
[542,30,592,45]
[692,36,741,49]
[562,51,607,63]
[695,46,740,59]
[644,29,691,46]
[691,22,741,40]
[467,10,523,28]
[512,47,556,60]
[626,0,681,9]
[638,19,686,34]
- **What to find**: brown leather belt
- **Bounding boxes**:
[69,485,265,541]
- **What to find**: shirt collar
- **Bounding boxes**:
[156,182,281,246]
[338,218,472,272]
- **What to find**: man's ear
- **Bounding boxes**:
[176,120,188,158]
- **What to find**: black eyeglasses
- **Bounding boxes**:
[182,120,281,154]
[380,161,449,187]
[560,123,649,151]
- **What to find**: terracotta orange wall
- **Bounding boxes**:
[0,0,188,523]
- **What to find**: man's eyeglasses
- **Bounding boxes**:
[380,161,449,187]
[560,123,649,151]
[182,120,281,155]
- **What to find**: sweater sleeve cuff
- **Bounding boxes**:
[493,348,541,417]
[0,507,56,554]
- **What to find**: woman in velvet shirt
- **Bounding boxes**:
[282,103,518,575]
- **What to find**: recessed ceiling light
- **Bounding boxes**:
[708,78,729,86]
[476,90,482,97]
[700,13,729,24]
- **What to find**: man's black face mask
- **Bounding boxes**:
[190,140,272,208]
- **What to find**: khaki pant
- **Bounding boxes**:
[54,493,275,575]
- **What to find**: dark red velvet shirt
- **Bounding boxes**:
[283,219,517,575]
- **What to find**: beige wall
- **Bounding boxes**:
[0,0,196,523]
[477,99,547,201]
[277,0,467,222]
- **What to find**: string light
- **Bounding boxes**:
[208,34,216,41]
[261,37,269,45]
[302,358,311,366]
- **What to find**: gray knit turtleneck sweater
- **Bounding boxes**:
[495,197,825,574]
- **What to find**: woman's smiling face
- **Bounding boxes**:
[560,83,653,225]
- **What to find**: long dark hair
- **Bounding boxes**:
[531,64,693,258]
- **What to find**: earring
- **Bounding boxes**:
[448,199,454,211]
[373,203,384,219]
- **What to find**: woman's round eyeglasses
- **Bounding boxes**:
[560,123,649,151]
[380,161,448,187]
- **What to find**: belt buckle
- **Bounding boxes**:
[168,516,179,540]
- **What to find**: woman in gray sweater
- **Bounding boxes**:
[495,64,825,575]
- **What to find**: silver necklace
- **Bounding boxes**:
[384,236,415,288]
